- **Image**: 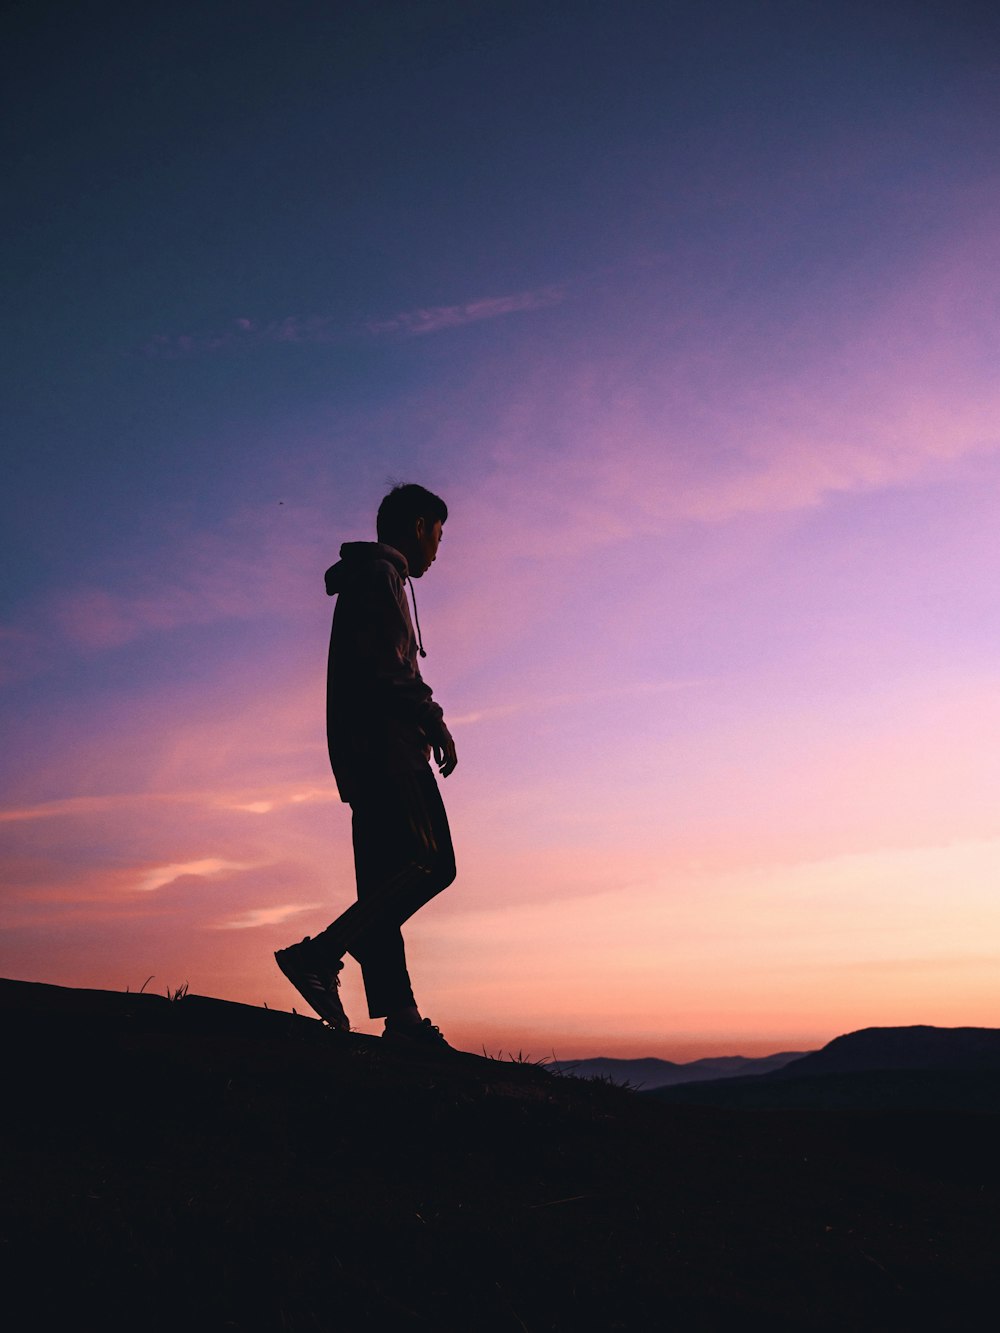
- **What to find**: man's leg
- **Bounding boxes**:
[320,766,455,1015]
[276,766,454,1029]
[348,923,414,1021]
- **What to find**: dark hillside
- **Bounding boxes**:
[3,979,1000,1330]
[776,1024,1000,1076]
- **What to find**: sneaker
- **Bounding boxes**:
[274,937,350,1031]
[382,1016,453,1050]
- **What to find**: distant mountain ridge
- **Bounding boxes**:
[547,1050,809,1089]
[772,1025,1000,1077]
[648,1025,1000,1111]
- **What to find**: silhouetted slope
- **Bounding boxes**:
[4,980,1000,1331]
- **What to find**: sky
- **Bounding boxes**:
[3,0,999,1059]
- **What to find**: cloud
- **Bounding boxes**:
[33,500,328,657]
[142,314,341,357]
[135,857,255,893]
[211,902,322,930]
[448,678,697,727]
[365,285,565,337]
[0,794,153,823]
[217,788,333,815]
[142,284,565,356]
[423,211,1000,588]
[0,785,335,825]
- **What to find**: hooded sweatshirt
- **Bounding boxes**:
[324,542,445,802]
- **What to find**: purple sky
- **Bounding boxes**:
[3,1,999,1057]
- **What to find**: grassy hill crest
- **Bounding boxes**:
[4,977,1000,1329]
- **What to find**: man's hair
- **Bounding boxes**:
[376,483,448,544]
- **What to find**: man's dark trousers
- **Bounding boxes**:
[316,765,455,1017]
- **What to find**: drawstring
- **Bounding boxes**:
[407,577,427,657]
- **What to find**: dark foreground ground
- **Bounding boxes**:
[3,979,1000,1331]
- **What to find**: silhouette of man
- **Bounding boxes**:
[276,484,458,1048]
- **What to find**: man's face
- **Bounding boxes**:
[412,516,443,577]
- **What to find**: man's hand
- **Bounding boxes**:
[432,723,458,777]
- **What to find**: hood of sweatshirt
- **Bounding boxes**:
[324,542,408,596]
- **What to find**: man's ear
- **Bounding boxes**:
[414,515,426,538]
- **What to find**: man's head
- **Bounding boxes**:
[376,483,448,577]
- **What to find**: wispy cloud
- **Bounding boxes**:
[449,678,698,727]
[0,795,115,824]
[135,857,254,893]
[218,788,333,815]
[211,902,322,930]
[365,285,565,337]
[0,785,334,824]
[38,501,325,655]
[142,284,565,356]
[0,793,199,824]
[143,314,341,357]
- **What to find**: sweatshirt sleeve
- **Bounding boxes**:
[359,561,446,735]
